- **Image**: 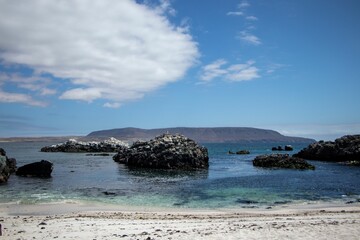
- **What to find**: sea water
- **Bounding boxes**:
[0,141,359,209]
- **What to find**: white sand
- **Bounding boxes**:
[1,202,359,240]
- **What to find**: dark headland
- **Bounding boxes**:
[87,127,315,143]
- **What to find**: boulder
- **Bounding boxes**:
[284,145,294,151]
[294,135,360,162]
[113,134,209,170]
[41,137,129,153]
[272,146,283,151]
[253,154,315,170]
[16,160,53,178]
[0,148,17,183]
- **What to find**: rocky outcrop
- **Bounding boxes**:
[228,150,250,155]
[41,137,129,153]
[272,145,293,151]
[16,160,53,178]
[294,135,360,162]
[0,148,17,183]
[113,134,209,170]
[253,154,315,170]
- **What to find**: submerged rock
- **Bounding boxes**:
[0,148,17,183]
[253,154,315,170]
[236,150,250,155]
[228,150,250,154]
[41,137,129,153]
[16,160,53,178]
[294,135,360,162]
[113,134,209,170]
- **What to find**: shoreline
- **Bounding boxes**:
[1,202,359,239]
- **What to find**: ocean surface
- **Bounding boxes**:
[1,141,360,209]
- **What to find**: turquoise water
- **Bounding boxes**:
[1,141,360,209]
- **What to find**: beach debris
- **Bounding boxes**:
[113,133,209,170]
[253,154,315,170]
[294,135,360,162]
[0,148,17,183]
[40,137,129,153]
[16,160,53,178]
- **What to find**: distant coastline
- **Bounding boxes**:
[0,136,80,143]
[87,127,315,143]
[0,127,315,143]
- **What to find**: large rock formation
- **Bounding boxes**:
[113,134,209,170]
[0,148,17,183]
[16,160,53,178]
[253,154,315,170]
[41,137,129,153]
[294,135,360,162]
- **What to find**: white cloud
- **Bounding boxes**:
[246,16,258,21]
[103,102,121,108]
[238,31,262,45]
[200,59,260,82]
[266,63,287,74]
[227,11,244,16]
[200,59,228,82]
[238,1,250,9]
[157,0,177,16]
[0,72,55,106]
[0,0,198,107]
[0,89,47,107]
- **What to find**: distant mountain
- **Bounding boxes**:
[87,127,315,143]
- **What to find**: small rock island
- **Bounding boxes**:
[113,134,209,170]
[41,137,129,153]
[253,154,315,170]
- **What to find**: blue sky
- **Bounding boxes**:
[0,0,359,140]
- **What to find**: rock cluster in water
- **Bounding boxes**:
[41,137,129,153]
[272,145,294,151]
[253,154,315,170]
[228,150,250,155]
[16,160,53,178]
[113,134,209,170]
[0,148,17,183]
[294,135,360,163]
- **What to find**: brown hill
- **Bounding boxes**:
[87,127,315,143]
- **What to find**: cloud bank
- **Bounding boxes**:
[0,0,198,107]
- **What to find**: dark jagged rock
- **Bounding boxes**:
[113,134,209,170]
[272,146,284,151]
[0,148,17,183]
[6,158,17,173]
[41,137,129,153]
[228,150,250,154]
[284,145,294,151]
[272,145,294,151]
[253,154,315,170]
[294,135,360,162]
[16,160,53,178]
[236,150,250,155]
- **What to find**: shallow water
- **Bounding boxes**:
[1,141,359,209]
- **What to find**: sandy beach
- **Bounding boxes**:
[1,202,359,240]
